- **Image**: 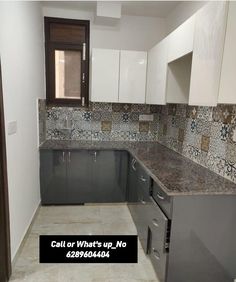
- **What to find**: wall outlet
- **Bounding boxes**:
[8,121,17,135]
[139,114,154,122]
[232,128,236,142]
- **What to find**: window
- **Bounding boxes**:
[44,17,90,106]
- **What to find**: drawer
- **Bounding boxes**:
[149,228,168,282]
[148,196,169,252]
[152,182,172,218]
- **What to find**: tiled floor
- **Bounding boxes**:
[10,204,159,282]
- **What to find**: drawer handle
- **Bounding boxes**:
[152,219,159,227]
[156,192,165,200]
[140,176,147,182]
[152,248,160,260]
[132,159,137,171]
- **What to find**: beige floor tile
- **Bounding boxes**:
[11,205,159,282]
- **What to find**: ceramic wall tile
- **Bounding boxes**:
[42,100,158,142]
[156,103,236,184]
[39,99,236,184]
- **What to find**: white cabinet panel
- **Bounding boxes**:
[146,38,168,105]
[119,50,147,104]
[168,15,195,63]
[91,48,120,103]
[189,1,228,106]
[219,2,236,104]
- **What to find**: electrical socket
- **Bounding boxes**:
[8,121,17,135]
[139,114,154,122]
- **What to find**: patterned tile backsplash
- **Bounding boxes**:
[38,99,236,184]
[157,104,236,184]
[39,100,159,143]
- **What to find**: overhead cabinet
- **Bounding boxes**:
[91,48,147,104]
[146,1,228,106]
[91,49,120,103]
[167,15,195,63]
[146,38,168,105]
[119,50,147,104]
[218,2,236,104]
[189,1,228,106]
[166,1,228,106]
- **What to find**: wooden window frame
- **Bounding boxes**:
[44,17,90,106]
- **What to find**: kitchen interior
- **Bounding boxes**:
[0,1,236,282]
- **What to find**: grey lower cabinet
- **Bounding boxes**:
[40,150,236,282]
[127,158,236,282]
[40,150,128,204]
[127,157,151,252]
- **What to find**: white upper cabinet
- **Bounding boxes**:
[146,38,168,105]
[119,50,147,104]
[91,48,120,103]
[219,2,236,104]
[189,1,228,106]
[168,15,195,63]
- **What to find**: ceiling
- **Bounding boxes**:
[42,1,180,18]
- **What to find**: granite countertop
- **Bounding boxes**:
[39,140,236,196]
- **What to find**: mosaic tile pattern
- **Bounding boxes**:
[38,100,236,184]
[38,99,46,145]
[157,104,236,184]
[42,101,159,142]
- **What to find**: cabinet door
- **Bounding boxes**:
[146,38,168,105]
[189,1,228,106]
[168,15,195,63]
[91,48,120,103]
[40,150,67,205]
[91,150,128,203]
[119,50,147,104]
[67,150,92,204]
[127,158,139,225]
[218,2,236,104]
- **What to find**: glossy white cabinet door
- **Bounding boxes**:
[146,38,168,105]
[91,48,120,103]
[219,2,236,104]
[189,1,228,106]
[119,50,147,104]
[168,15,195,63]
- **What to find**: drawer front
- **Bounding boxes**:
[137,166,150,190]
[152,182,172,218]
[149,228,168,282]
[148,197,169,252]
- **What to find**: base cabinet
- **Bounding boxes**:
[40,150,128,204]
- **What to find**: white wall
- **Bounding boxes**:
[0,2,45,259]
[166,1,208,34]
[42,6,166,51]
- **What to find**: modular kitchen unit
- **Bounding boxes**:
[1,1,236,282]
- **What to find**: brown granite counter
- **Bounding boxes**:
[39,140,236,196]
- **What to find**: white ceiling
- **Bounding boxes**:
[42,1,181,18]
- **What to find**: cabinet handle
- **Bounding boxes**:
[140,176,147,182]
[152,219,159,227]
[68,151,71,163]
[152,248,160,260]
[141,199,146,205]
[131,159,136,171]
[94,151,97,162]
[82,43,86,60]
[156,192,165,200]
[62,151,65,162]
